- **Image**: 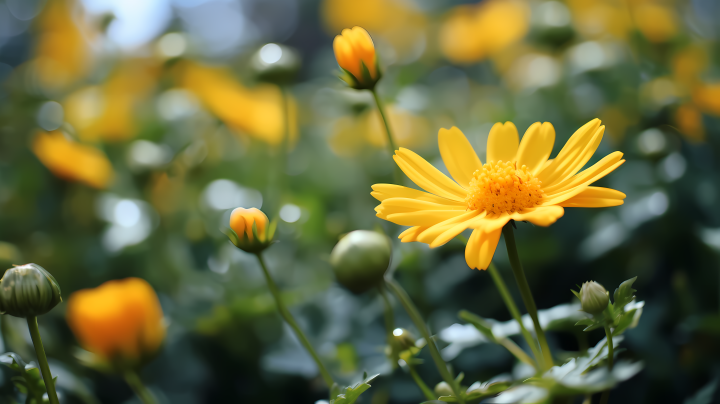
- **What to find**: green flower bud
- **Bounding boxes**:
[579,281,609,315]
[392,328,416,351]
[0,264,62,317]
[435,381,453,396]
[250,43,301,85]
[330,230,391,294]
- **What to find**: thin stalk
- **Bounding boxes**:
[498,338,536,368]
[123,370,158,404]
[371,89,403,184]
[255,253,335,389]
[408,364,436,401]
[385,278,466,404]
[488,263,543,372]
[502,224,554,370]
[378,284,399,367]
[599,325,615,404]
[27,316,60,404]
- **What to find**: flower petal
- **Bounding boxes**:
[559,187,626,208]
[511,206,565,226]
[438,126,483,187]
[398,226,426,242]
[486,122,519,163]
[537,118,602,186]
[386,210,466,226]
[394,148,467,201]
[417,210,483,247]
[543,152,625,196]
[516,122,555,175]
[465,228,503,270]
[371,184,465,205]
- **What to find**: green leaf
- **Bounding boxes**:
[331,373,379,404]
[613,277,637,309]
[0,352,49,403]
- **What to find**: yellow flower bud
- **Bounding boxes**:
[224,207,276,253]
[66,278,165,368]
[0,264,62,318]
[333,26,381,89]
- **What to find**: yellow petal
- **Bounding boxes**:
[386,210,466,226]
[416,210,483,246]
[559,187,626,208]
[394,148,467,201]
[378,197,467,216]
[486,121,519,163]
[516,122,555,175]
[465,228,503,270]
[438,126,483,187]
[511,206,564,226]
[541,126,605,187]
[371,184,464,205]
[399,226,426,242]
[333,35,360,78]
[537,118,601,185]
[543,152,625,196]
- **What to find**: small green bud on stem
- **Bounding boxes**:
[579,281,609,315]
[0,264,62,318]
[330,230,391,294]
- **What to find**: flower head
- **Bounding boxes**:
[66,278,165,368]
[333,26,380,89]
[224,207,276,253]
[0,264,62,318]
[372,118,625,270]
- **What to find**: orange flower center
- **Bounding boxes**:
[465,160,544,215]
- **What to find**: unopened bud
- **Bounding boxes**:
[0,264,62,317]
[392,328,416,350]
[435,381,453,396]
[579,281,609,315]
[330,230,391,294]
[250,43,301,85]
[224,207,276,253]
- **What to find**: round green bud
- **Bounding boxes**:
[392,328,416,351]
[250,43,301,85]
[0,264,62,317]
[579,281,609,315]
[330,230,391,294]
[434,381,453,397]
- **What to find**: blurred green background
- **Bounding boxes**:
[1,0,720,402]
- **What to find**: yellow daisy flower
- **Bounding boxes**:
[372,118,625,270]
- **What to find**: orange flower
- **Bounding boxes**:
[32,131,114,189]
[333,27,380,89]
[66,278,165,363]
[230,208,269,242]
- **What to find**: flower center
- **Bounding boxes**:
[465,160,544,215]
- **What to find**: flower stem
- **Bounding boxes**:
[599,325,615,404]
[501,223,554,370]
[255,253,335,389]
[371,89,403,184]
[487,263,544,372]
[408,363,436,401]
[26,316,60,404]
[123,370,158,404]
[378,284,399,368]
[385,278,466,404]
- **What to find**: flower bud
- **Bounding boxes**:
[392,328,416,351]
[579,281,610,315]
[333,26,381,90]
[0,264,62,317]
[224,207,276,253]
[435,381,453,396]
[66,278,165,369]
[330,230,391,294]
[250,43,301,85]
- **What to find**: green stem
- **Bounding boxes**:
[599,325,615,404]
[123,370,158,404]
[371,89,403,184]
[385,278,466,404]
[378,284,399,368]
[408,364,436,401]
[488,263,543,372]
[498,338,536,369]
[502,224,554,370]
[255,253,335,389]
[26,316,60,404]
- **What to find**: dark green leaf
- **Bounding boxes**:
[331,374,379,404]
[613,277,637,309]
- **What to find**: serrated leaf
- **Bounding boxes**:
[331,374,379,404]
[613,277,637,309]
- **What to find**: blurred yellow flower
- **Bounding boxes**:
[675,103,704,142]
[230,207,269,243]
[179,62,297,146]
[32,131,114,189]
[329,105,430,156]
[632,3,678,43]
[66,278,165,363]
[372,119,625,270]
[566,0,631,39]
[693,83,720,116]
[34,0,92,91]
[439,0,529,64]
[334,26,379,89]
[322,0,427,62]
[64,61,159,142]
